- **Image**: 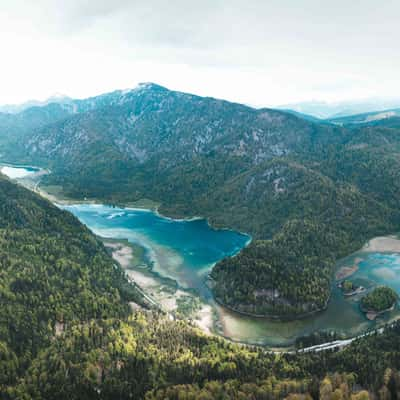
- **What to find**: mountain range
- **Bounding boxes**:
[276,98,400,119]
[0,93,72,114]
[1,83,400,318]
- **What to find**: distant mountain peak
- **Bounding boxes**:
[0,93,72,114]
[116,83,167,97]
[136,82,168,91]
[48,92,70,101]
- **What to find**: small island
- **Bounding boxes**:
[360,286,398,320]
[338,279,365,297]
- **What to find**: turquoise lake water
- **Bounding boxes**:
[3,165,400,346]
[356,253,400,291]
[61,204,250,298]
[218,252,400,346]
[63,203,400,346]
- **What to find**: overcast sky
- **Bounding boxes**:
[1,0,399,106]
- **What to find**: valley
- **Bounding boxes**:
[3,164,400,348]
[2,83,400,323]
[3,2,400,397]
[1,88,400,397]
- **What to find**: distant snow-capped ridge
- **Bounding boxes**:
[0,83,168,115]
[0,94,72,114]
[277,98,400,119]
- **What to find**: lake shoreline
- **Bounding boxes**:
[103,238,216,335]
[33,179,253,241]
[4,163,400,347]
[361,303,396,321]
[212,294,331,321]
[335,263,360,281]
[12,169,227,339]
[362,236,400,253]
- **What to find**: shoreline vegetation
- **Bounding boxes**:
[364,304,396,321]
[0,165,219,336]
[1,166,229,338]
[34,175,251,238]
[337,279,366,297]
[3,164,400,345]
[212,293,331,321]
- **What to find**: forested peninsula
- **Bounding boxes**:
[1,174,400,399]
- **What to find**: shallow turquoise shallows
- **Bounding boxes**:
[62,204,400,346]
[356,253,400,292]
[61,204,250,297]
[4,165,400,346]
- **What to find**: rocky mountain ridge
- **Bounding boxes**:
[0,83,399,318]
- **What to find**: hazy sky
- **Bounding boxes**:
[1,0,399,106]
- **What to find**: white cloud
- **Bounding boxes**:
[0,0,399,106]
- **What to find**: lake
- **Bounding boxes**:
[61,203,250,299]
[62,203,400,346]
[3,165,400,346]
[218,251,400,346]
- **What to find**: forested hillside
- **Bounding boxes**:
[0,174,144,382]
[6,309,400,399]
[2,174,400,399]
[1,84,400,318]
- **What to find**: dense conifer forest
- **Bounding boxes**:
[0,175,400,399]
[361,287,398,313]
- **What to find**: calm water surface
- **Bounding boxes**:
[64,203,400,346]
[61,204,250,298]
[219,252,400,346]
[4,166,400,346]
